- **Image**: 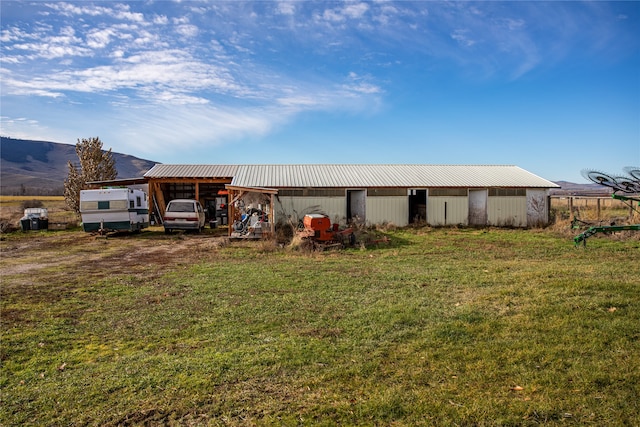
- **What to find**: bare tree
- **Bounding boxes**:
[64,137,117,214]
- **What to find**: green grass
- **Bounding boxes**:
[1,228,639,426]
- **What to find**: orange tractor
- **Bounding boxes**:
[298,214,355,249]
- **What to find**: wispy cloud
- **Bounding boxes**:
[1,1,636,159]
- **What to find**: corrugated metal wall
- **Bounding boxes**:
[427,197,468,226]
[275,191,547,228]
[275,196,347,224]
[367,196,409,226]
[487,197,527,227]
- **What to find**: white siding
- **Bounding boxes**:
[366,196,409,227]
[427,197,468,226]
[275,197,347,225]
[487,197,527,227]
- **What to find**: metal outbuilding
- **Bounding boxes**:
[143,164,559,230]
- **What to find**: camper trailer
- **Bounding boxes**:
[80,188,149,233]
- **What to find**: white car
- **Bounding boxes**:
[163,199,205,233]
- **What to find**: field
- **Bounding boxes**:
[0,196,77,232]
[1,215,639,426]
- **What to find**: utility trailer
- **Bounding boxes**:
[80,188,149,234]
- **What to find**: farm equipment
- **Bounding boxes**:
[298,214,355,250]
[574,167,640,246]
[230,207,272,239]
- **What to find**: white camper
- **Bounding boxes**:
[80,188,149,233]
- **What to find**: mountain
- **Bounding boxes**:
[550,180,613,197]
[1,137,158,195]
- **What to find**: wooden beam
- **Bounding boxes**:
[153,183,166,220]
[225,184,279,194]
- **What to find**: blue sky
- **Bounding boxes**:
[1,1,639,183]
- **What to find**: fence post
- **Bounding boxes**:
[569,197,574,222]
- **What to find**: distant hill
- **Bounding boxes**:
[1,137,158,195]
[550,180,613,197]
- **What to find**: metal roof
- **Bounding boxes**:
[230,164,559,188]
[144,164,240,178]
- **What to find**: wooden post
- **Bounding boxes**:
[228,189,235,236]
[154,183,166,220]
[270,193,275,236]
[569,197,574,222]
[597,198,601,220]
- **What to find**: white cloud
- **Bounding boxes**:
[342,72,382,95]
[172,16,190,25]
[110,4,145,23]
[1,26,30,43]
[451,29,477,47]
[112,103,276,157]
[318,2,370,23]
[59,26,76,37]
[153,15,169,25]
[342,3,369,19]
[209,40,226,54]
[276,1,295,16]
[86,28,116,49]
[175,24,199,38]
[504,18,525,31]
[277,96,320,108]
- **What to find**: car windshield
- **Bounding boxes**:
[167,202,195,213]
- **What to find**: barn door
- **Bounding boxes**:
[347,190,366,224]
[408,189,427,224]
[468,189,487,226]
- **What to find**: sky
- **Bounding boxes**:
[1,1,639,183]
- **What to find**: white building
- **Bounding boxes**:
[144,164,559,229]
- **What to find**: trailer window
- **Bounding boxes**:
[130,200,134,209]
[136,196,141,207]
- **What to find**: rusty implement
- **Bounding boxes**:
[299,214,355,250]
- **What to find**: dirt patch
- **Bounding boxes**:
[0,230,229,278]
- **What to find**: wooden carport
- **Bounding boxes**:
[148,176,232,222]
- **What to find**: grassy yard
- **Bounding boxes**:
[1,227,639,426]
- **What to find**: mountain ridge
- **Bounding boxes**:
[1,137,159,195]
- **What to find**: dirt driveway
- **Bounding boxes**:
[0,229,229,283]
